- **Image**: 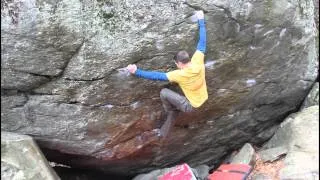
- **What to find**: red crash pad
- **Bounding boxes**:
[208,163,252,180]
[159,163,197,180]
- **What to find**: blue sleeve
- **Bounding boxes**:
[196,19,206,53]
[135,69,168,81]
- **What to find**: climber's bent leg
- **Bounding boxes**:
[160,88,193,113]
[159,110,179,138]
[158,88,193,138]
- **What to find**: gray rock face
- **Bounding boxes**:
[263,105,319,179]
[192,165,210,180]
[132,167,173,180]
[1,131,60,180]
[230,143,255,166]
[1,0,318,175]
[264,106,319,151]
[251,173,273,180]
[314,0,319,31]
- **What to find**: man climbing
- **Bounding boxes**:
[127,10,207,141]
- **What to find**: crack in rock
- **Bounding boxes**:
[61,32,98,76]
[184,1,209,12]
[63,52,170,82]
[210,3,242,25]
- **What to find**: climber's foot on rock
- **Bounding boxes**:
[140,128,163,145]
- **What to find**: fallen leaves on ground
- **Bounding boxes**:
[247,153,285,180]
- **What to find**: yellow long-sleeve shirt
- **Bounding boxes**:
[166,51,208,108]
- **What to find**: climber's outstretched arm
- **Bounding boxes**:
[135,69,168,81]
[126,64,168,81]
[126,11,205,81]
[196,18,206,54]
[191,10,206,65]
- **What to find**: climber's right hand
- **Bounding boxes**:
[127,64,137,74]
[194,10,204,20]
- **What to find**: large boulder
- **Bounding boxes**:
[1,131,60,180]
[1,0,318,175]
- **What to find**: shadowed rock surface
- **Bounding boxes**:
[1,0,318,175]
[301,82,319,109]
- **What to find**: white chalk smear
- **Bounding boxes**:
[130,101,140,109]
[263,30,274,36]
[205,60,217,69]
[250,46,262,50]
[280,28,287,39]
[254,24,263,28]
[246,79,256,87]
[104,104,114,109]
[117,68,130,77]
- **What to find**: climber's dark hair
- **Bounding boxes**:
[173,50,190,64]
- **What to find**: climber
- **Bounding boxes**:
[127,10,207,141]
